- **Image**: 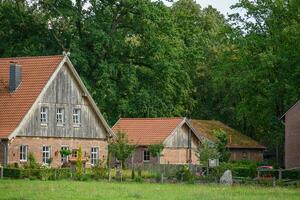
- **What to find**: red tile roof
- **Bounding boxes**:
[191,120,265,149]
[0,55,64,138]
[112,118,185,145]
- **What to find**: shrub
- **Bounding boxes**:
[75,147,84,180]
[3,168,22,178]
[91,160,107,180]
[211,161,257,179]
[176,165,195,183]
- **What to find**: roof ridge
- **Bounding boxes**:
[119,117,184,120]
[0,55,63,60]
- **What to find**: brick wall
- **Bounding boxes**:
[8,136,108,168]
[129,146,198,165]
[160,148,198,164]
[229,149,264,162]
[285,102,300,168]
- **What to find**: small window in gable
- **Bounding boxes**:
[40,107,48,124]
[73,108,81,125]
[56,108,65,125]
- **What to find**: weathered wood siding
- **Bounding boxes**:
[164,124,198,148]
[16,64,107,139]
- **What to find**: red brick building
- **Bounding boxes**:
[191,120,265,162]
[0,55,113,167]
[112,118,201,165]
[281,100,300,169]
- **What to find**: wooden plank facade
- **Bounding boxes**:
[0,55,112,168]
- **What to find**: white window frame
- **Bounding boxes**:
[90,147,99,166]
[143,150,150,162]
[72,108,81,125]
[40,107,48,124]
[61,145,69,163]
[20,145,28,162]
[42,146,51,164]
[56,107,65,125]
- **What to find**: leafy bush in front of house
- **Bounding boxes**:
[75,147,84,180]
[91,160,108,180]
[3,168,22,178]
[175,165,195,183]
[3,168,72,180]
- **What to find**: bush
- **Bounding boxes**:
[175,166,195,183]
[283,170,300,180]
[3,168,22,178]
[3,168,71,180]
[91,160,108,180]
[211,161,257,179]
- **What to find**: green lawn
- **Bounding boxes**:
[0,180,299,200]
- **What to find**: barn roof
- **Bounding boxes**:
[0,55,113,139]
[112,117,194,145]
[191,120,265,149]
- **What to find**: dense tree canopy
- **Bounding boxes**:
[0,0,299,165]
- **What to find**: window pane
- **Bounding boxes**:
[91,147,99,165]
[143,150,150,161]
[40,107,48,123]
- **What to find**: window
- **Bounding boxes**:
[56,108,65,124]
[90,147,99,165]
[20,145,28,161]
[72,149,78,158]
[42,146,51,164]
[143,150,150,162]
[73,108,81,125]
[242,151,248,159]
[40,107,48,124]
[61,146,69,163]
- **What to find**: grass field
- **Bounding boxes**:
[0,180,299,200]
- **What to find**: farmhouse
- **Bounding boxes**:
[112,118,201,165]
[281,100,300,168]
[191,120,265,162]
[0,55,113,167]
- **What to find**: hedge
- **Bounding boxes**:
[211,161,257,178]
[3,168,71,180]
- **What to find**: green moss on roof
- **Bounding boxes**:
[191,120,265,149]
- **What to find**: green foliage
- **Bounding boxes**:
[197,140,220,166]
[91,160,107,180]
[148,143,164,159]
[213,130,230,162]
[3,168,71,180]
[108,131,136,168]
[24,152,40,169]
[211,161,258,179]
[175,165,195,183]
[75,147,84,180]
[60,149,72,157]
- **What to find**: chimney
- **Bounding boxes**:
[9,62,22,92]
